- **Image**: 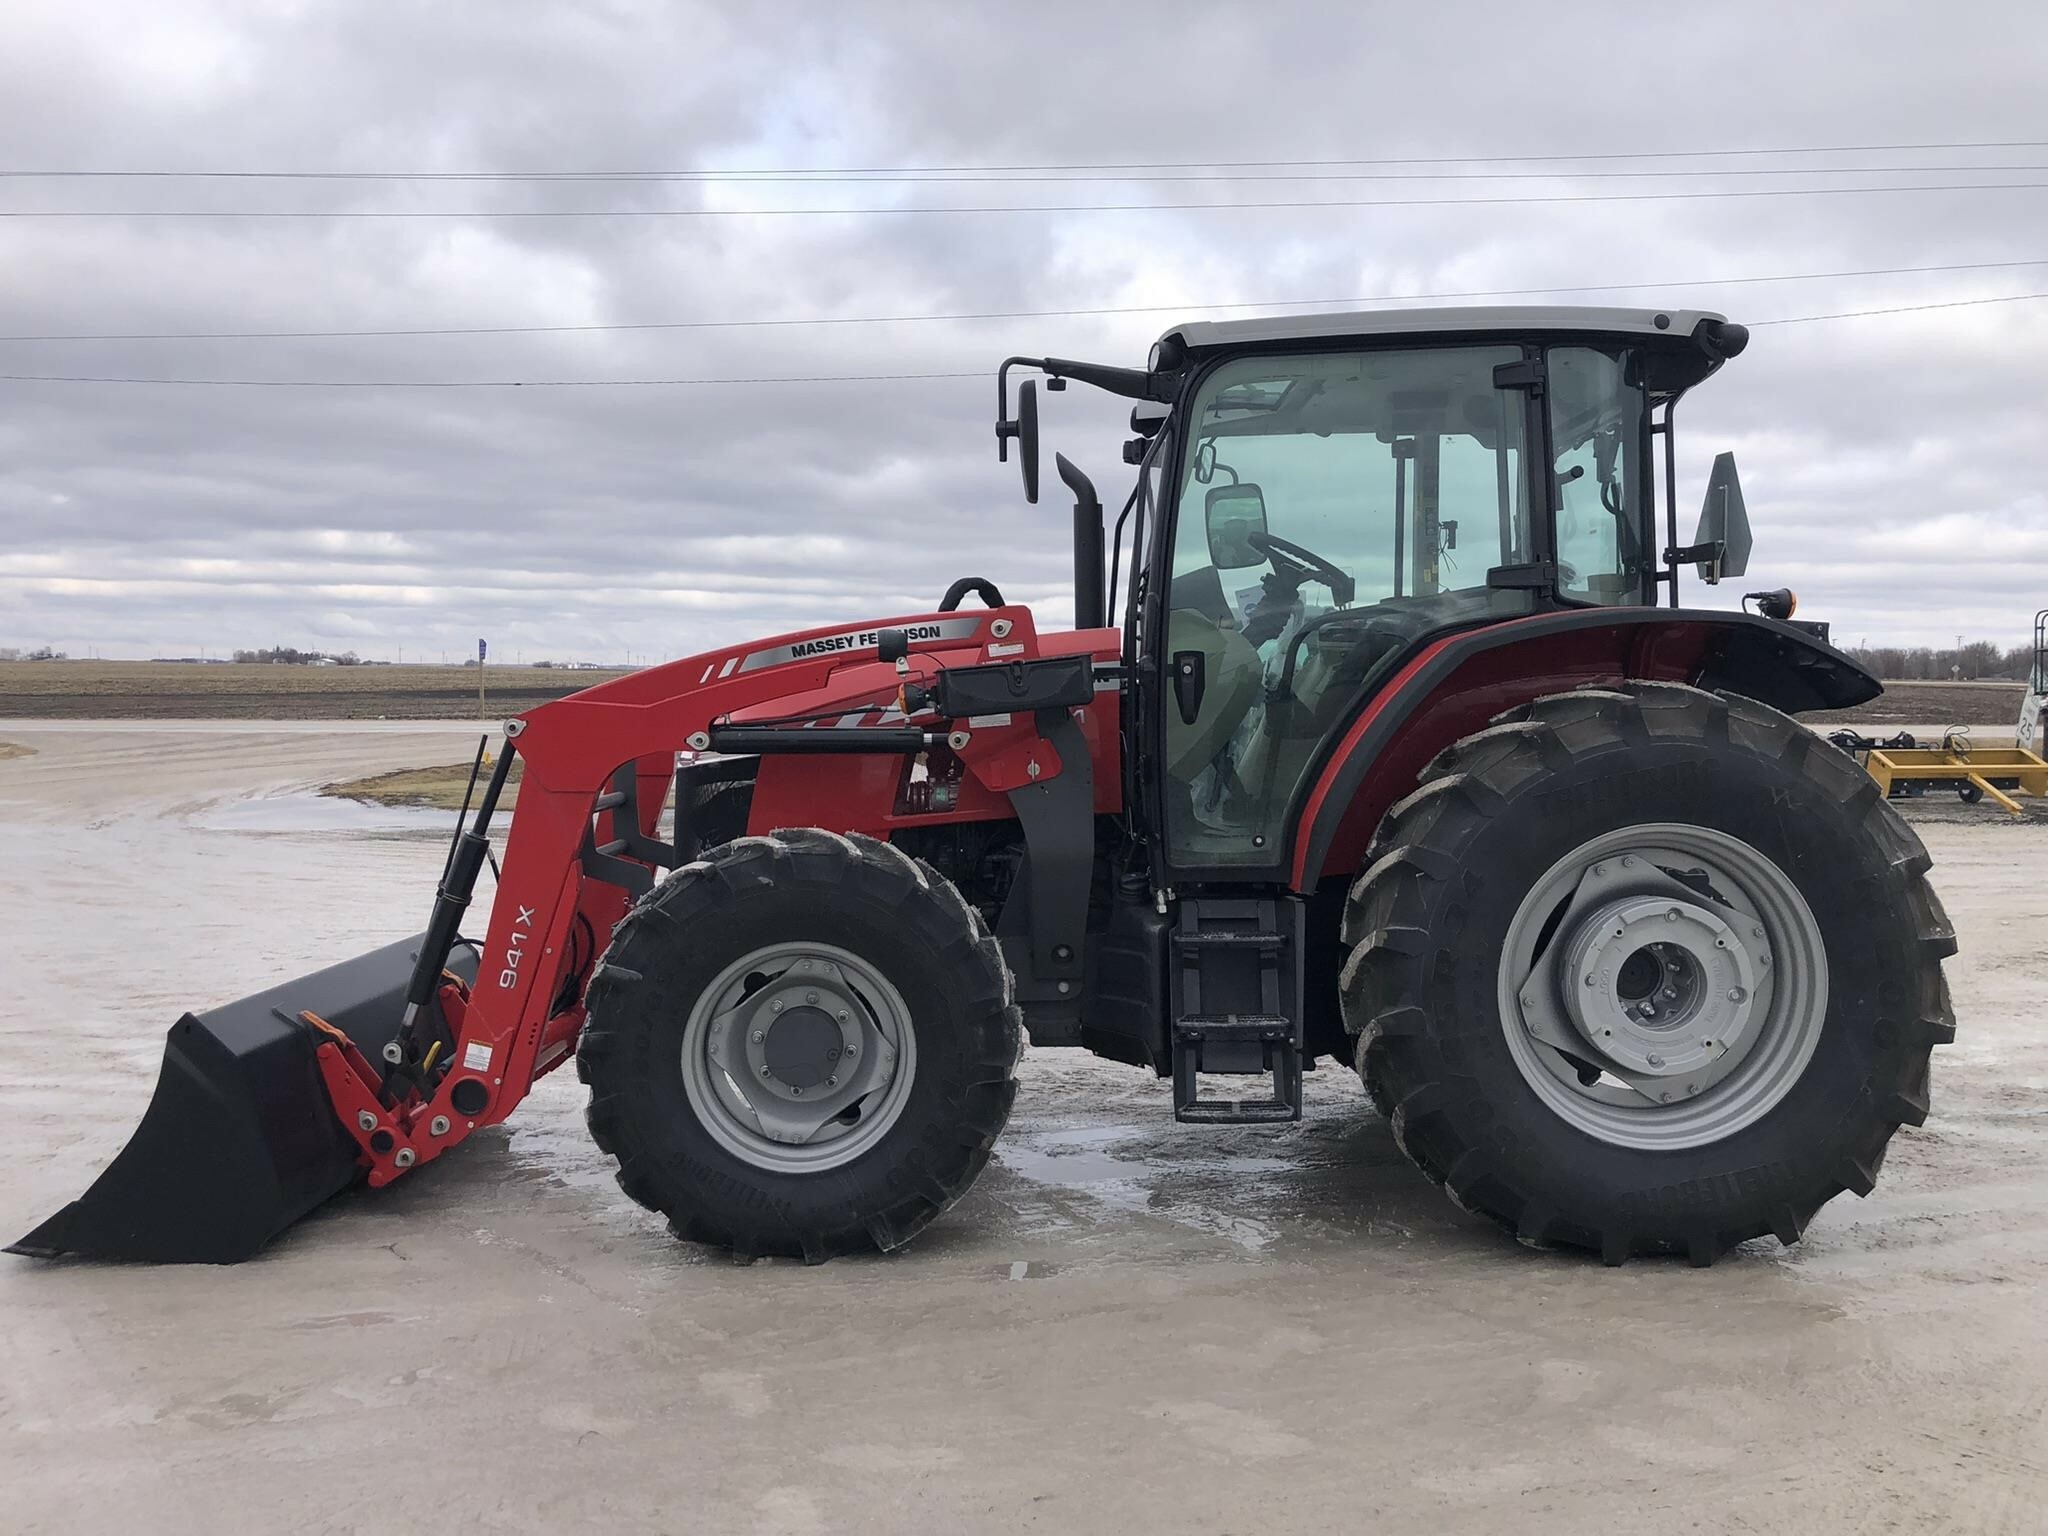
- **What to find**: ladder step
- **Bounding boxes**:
[1176,1099,1300,1125]
[1173,930,1287,951]
[1169,897,1304,1124]
[1175,1014,1292,1041]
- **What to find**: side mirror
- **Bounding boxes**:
[1193,441,1217,484]
[1691,451,1752,584]
[997,379,1041,504]
[1204,482,1269,569]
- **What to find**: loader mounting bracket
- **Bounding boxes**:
[996,710,1094,1020]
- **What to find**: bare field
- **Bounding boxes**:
[1800,676,2027,729]
[0,659,629,720]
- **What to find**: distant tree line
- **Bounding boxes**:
[1844,641,2037,682]
[231,646,362,665]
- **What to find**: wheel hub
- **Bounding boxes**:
[1499,825,1826,1150]
[688,944,913,1169]
[1561,893,1762,1079]
[760,1005,843,1089]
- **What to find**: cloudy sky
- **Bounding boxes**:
[3,1,2045,661]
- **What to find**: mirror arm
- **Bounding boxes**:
[1664,540,1725,564]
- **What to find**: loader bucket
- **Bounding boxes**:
[10,934,476,1265]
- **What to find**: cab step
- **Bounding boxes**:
[1170,897,1304,1124]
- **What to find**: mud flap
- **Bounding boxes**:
[9,934,477,1264]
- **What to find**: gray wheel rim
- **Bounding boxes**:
[682,940,918,1172]
[1497,823,1827,1150]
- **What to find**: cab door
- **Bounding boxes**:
[1153,342,1540,877]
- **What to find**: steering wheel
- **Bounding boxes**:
[1246,531,1356,607]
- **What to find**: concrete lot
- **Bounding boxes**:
[2,722,2044,1535]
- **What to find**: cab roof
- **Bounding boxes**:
[1160,304,1727,350]
[1156,305,1745,399]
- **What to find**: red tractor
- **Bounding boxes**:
[15,306,1954,1268]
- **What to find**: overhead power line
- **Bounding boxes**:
[1750,290,2048,325]
[9,181,2048,218]
[5,139,2046,178]
[3,292,2042,387]
[3,258,2041,342]
[0,164,2045,188]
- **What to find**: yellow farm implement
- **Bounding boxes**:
[1833,727,2048,817]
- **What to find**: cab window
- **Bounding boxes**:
[1548,346,1648,605]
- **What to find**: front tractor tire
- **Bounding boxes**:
[578,829,1021,1262]
[1341,682,1956,1266]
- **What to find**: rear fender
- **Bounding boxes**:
[1288,609,1877,890]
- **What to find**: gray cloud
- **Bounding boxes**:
[4,0,2047,660]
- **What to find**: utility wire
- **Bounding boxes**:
[3,292,2043,387]
[1750,290,2048,325]
[0,165,2044,187]
[6,139,2046,178]
[4,258,2042,342]
[10,181,2048,218]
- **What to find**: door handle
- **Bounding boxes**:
[1171,650,1206,724]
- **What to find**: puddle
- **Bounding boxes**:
[185,790,454,837]
[994,1123,1292,1253]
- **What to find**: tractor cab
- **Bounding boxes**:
[999,307,1756,881]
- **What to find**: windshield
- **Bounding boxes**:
[1160,344,1534,868]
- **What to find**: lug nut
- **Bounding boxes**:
[837,1010,849,1022]
[1620,856,1636,868]
[760,1065,772,1078]
[1666,908,1681,923]
[846,1043,858,1056]
[1584,974,1597,988]
[805,991,818,1004]
[1727,987,1747,1002]
[790,1086,803,1097]
[771,999,785,1012]
[827,1076,838,1087]
[429,1115,450,1137]
[394,1148,416,1169]
[1646,1053,1665,1068]
[751,1029,765,1043]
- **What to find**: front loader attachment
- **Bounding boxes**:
[11,935,475,1264]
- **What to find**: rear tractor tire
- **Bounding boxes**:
[578,828,1021,1261]
[1340,681,1956,1266]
